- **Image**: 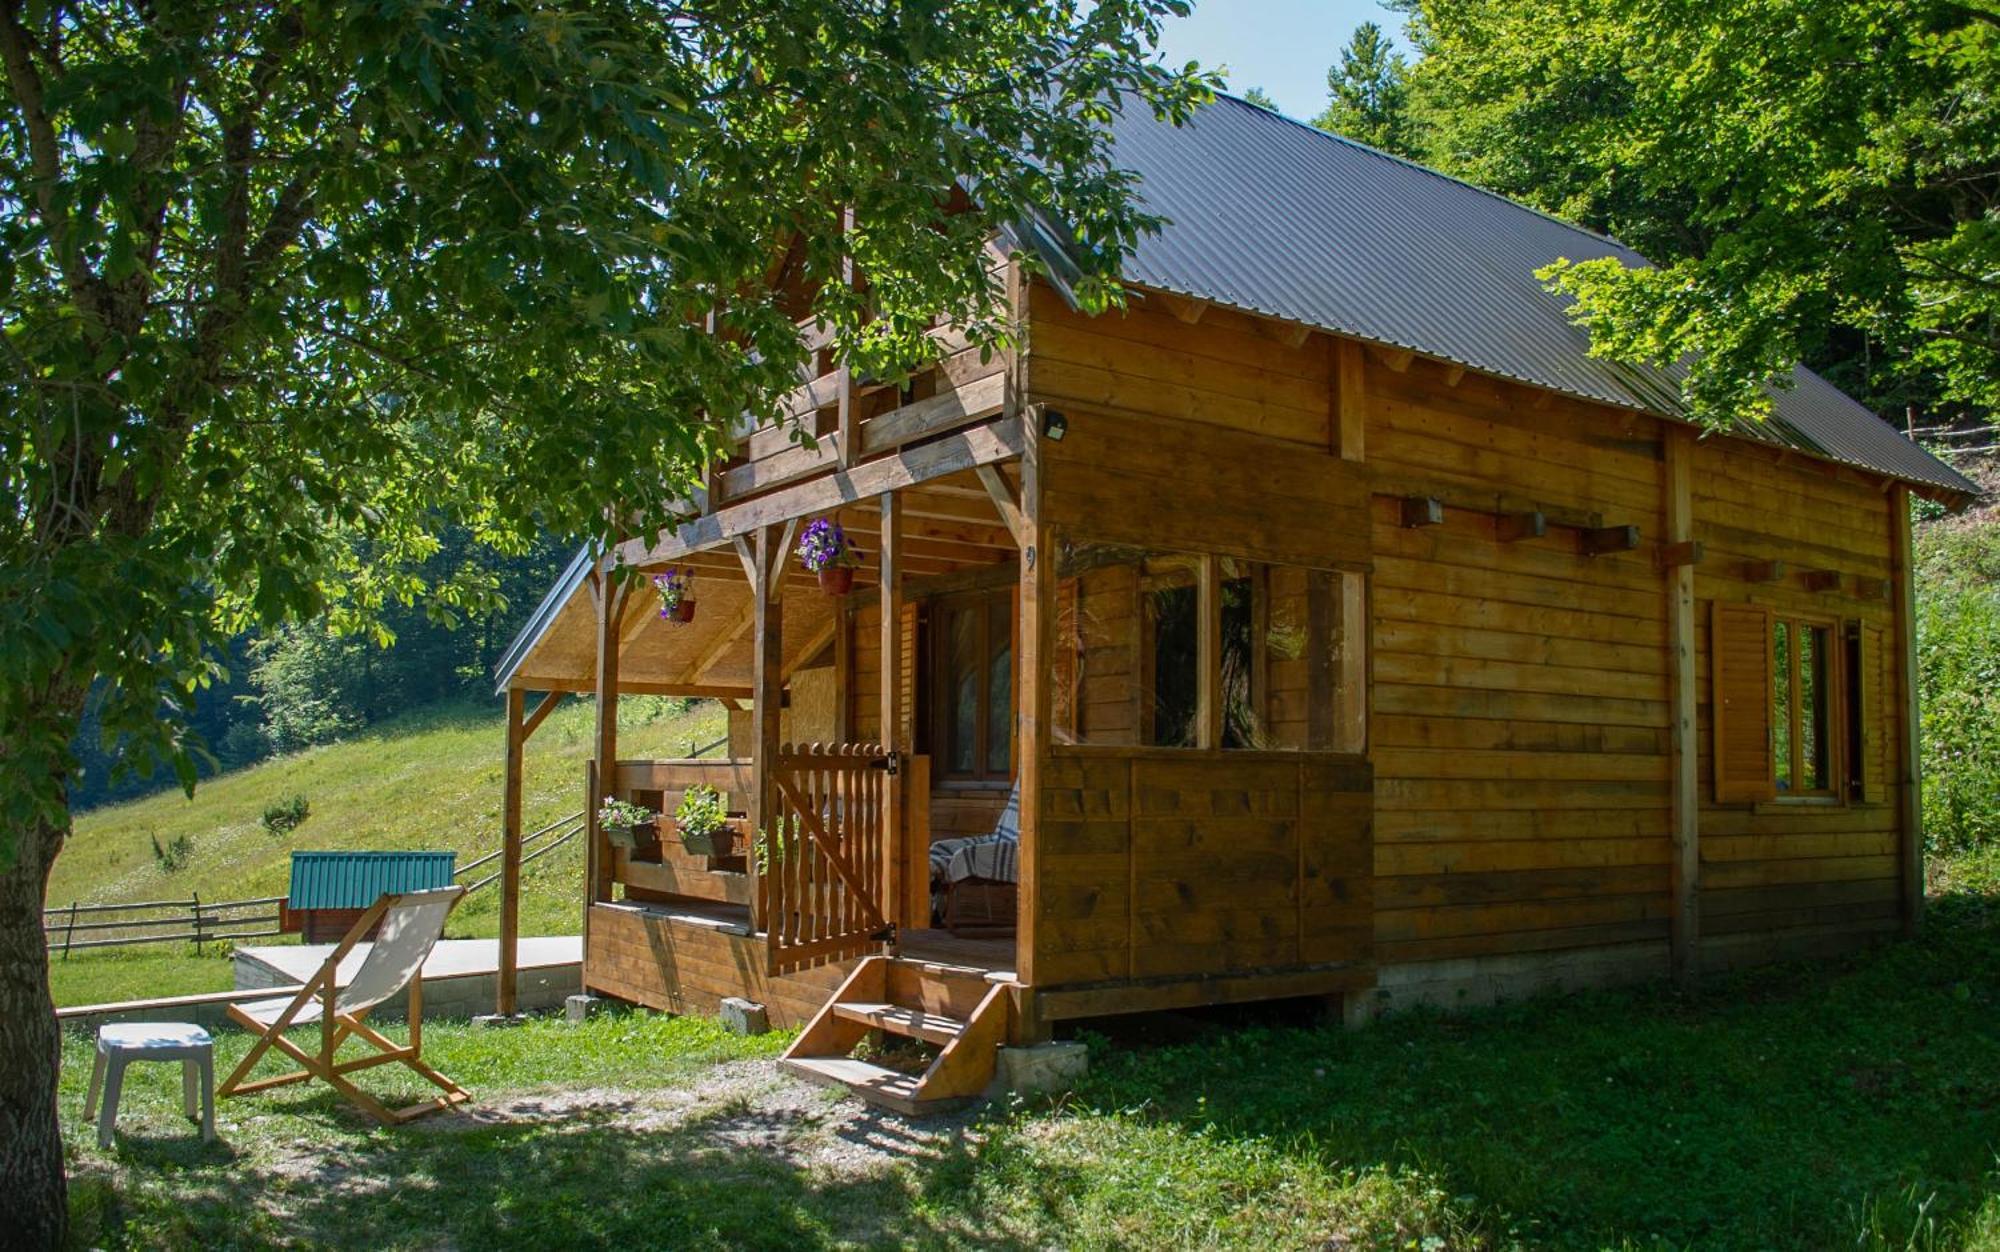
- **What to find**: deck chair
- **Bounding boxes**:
[218,886,471,1125]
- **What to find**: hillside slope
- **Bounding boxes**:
[53,696,727,943]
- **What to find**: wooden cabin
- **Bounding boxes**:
[490,96,1978,1111]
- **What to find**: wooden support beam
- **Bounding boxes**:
[1497,511,1547,543]
[1891,486,1923,935]
[1443,364,1467,387]
[586,572,627,940]
[618,417,1024,568]
[498,688,526,1016]
[1015,385,1052,995]
[679,604,754,685]
[1157,291,1209,324]
[732,535,758,586]
[521,691,569,742]
[1372,345,1414,373]
[975,463,1027,548]
[1333,339,1366,462]
[1579,524,1640,557]
[781,618,839,681]
[1656,539,1705,569]
[1741,558,1787,583]
[770,517,799,601]
[1279,322,1313,350]
[1664,428,1699,990]
[879,492,904,938]
[1399,496,1445,528]
[749,524,785,934]
[1196,554,1223,750]
[1803,568,1842,593]
[833,603,852,741]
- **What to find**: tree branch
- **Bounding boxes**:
[0,0,107,322]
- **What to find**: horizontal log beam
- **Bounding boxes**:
[615,417,1023,568]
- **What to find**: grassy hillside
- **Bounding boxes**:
[48,696,726,1006]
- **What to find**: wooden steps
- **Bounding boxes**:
[780,955,1010,1114]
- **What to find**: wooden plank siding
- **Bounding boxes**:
[1690,439,1905,968]
[1362,351,1675,974]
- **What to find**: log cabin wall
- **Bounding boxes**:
[1021,284,1377,1015]
[1361,355,1677,1008]
[1689,441,1906,969]
[1023,276,1921,1019]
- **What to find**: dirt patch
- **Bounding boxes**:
[412,1059,980,1179]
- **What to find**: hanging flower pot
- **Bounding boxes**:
[797,518,861,597]
[817,566,855,596]
[654,567,696,624]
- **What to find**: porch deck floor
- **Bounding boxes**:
[607,896,1016,979]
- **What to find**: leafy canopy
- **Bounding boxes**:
[1401,0,2000,430]
[0,1,1213,847]
[1312,20,1416,157]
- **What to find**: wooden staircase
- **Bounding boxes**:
[780,954,1011,1115]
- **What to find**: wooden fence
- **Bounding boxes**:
[43,810,587,956]
[42,894,284,957]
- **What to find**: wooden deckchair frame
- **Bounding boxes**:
[217,890,470,1125]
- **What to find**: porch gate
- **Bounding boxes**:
[762,743,893,974]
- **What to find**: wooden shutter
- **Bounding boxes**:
[1711,601,1776,804]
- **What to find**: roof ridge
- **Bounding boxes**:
[1211,89,1636,256]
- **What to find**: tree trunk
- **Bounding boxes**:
[0,686,85,1250]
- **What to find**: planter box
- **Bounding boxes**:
[605,821,659,853]
[679,824,739,859]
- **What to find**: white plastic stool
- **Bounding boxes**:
[83,1022,216,1148]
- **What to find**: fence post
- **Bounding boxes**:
[192,892,202,956]
[63,902,77,961]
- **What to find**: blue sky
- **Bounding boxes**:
[1155,1,1409,122]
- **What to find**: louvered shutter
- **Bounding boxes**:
[1711,601,1777,803]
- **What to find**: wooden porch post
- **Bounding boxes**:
[1016,420,1051,1011]
[586,572,626,944]
[1665,427,1700,987]
[879,492,903,938]
[1196,554,1223,749]
[1891,485,1924,935]
[749,525,786,933]
[498,688,526,1015]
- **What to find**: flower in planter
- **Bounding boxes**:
[796,518,860,573]
[596,798,657,830]
[674,785,728,842]
[653,567,695,618]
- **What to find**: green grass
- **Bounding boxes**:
[60,884,2000,1250]
[47,696,726,1006]
[48,947,240,1008]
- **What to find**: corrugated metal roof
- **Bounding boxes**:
[288,851,457,910]
[1096,93,1978,499]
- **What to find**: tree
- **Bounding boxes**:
[1241,85,1280,111]
[1403,0,2000,431]
[1313,21,1416,156]
[0,2,1211,1240]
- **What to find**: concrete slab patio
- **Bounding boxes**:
[234,935,582,1021]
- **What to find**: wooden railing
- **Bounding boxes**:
[762,743,893,974]
[44,894,284,956]
[598,758,755,909]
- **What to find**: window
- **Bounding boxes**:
[1773,616,1834,795]
[928,586,1013,780]
[1056,537,1364,752]
[1712,601,1855,804]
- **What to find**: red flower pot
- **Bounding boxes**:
[817,567,854,596]
[666,599,696,623]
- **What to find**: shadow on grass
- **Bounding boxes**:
[1062,891,2000,1249]
[67,1072,1070,1251]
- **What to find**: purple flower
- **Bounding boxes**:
[653,567,694,614]
[796,518,860,572]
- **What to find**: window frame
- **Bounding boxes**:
[1770,611,1844,803]
[925,584,1016,783]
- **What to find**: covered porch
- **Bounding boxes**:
[489,376,1034,1023]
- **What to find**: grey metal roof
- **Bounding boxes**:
[492,543,592,695]
[1097,93,1977,499]
[287,851,456,910]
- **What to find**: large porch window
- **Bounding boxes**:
[929,585,1014,781]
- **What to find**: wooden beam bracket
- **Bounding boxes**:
[974,463,1028,548]
[1741,558,1787,583]
[1803,568,1842,593]
[1399,496,1445,529]
[1579,524,1640,557]
[1497,510,1547,543]
[1656,539,1705,569]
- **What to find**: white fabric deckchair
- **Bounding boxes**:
[218,886,470,1124]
